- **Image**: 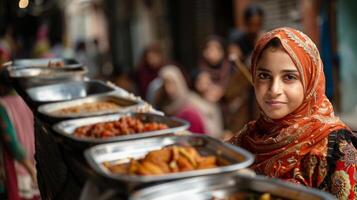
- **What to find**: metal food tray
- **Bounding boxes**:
[84,135,254,186]
[8,65,87,88]
[37,93,144,121]
[130,173,335,200]
[26,80,115,105]
[3,58,81,69]
[53,112,189,145]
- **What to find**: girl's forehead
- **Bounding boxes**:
[257,49,298,70]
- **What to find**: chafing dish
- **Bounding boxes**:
[53,112,189,146]
[130,173,335,200]
[26,80,115,106]
[84,135,254,187]
[37,93,144,122]
[8,65,87,88]
[3,58,81,69]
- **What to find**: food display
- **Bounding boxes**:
[47,60,65,68]
[74,116,169,138]
[213,192,282,200]
[52,101,121,116]
[103,145,219,175]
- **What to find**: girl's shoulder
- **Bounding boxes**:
[327,129,357,167]
[324,129,357,199]
[328,129,357,153]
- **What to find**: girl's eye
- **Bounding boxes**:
[284,74,298,81]
[257,73,271,80]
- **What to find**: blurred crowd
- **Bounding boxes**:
[0,5,266,139]
[112,5,266,139]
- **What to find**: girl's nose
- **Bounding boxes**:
[269,79,283,96]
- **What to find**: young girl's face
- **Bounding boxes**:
[254,47,304,119]
[203,40,224,65]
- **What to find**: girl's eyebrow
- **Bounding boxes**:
[257,68,270,72]
[257,68,299,73]
[281,69,299,73]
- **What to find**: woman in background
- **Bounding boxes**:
[136,43,166,98]
[154,65,223,136]
[198,36,232,103]
[0,76,37,200]
[0,44,38,200]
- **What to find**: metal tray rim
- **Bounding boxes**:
[8,66,87,78]
[25,80,115,103]
[129,173,335,200]
[4,58,82,69]
[52,112,190,143]
[37,93,144,119]
[84,135,255,184]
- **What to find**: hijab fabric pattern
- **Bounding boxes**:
[229,27,352,190]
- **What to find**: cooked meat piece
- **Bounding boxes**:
[74,116,168,138]
[197,156,217,169]
[104,145,219,175]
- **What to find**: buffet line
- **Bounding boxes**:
[1,58,335,200]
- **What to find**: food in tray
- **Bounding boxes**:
[47,60,65,68]
[213,192,282,200]
[74,116,169,138]
[103,145,218,175]
[52,101,121,116]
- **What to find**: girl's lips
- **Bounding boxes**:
[265,100,286,108]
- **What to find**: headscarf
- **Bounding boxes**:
[229,27,349,186]
[158,65,191,115]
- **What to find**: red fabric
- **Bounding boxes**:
[176,105,205,134]
[3,148,21,200]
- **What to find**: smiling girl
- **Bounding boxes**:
[228,27,357,199]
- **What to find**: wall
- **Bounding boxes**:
[338,0,357,114]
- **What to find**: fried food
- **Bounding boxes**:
[74,116,169,138]
[104,145,219,176]
[53,101,121,116]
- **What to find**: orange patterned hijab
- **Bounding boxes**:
[229,27,349,185]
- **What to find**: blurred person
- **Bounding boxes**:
[0,71,38,200]
[0,41,38,199]
[154,65,223,136]
[228,27,357,199]
[0,27,18,60]
[135,43,166,98]
[75,40,100,78]
[197,36,232,103]
[228,4,264,64]
[50,34,75,59]
[32,24,54,58]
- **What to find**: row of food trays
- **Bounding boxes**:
[1,58,335,200]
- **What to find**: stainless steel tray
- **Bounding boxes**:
[53,112,189,144]
[130,173,335,200]
[84,135,254,185]
[26,80,115,105]
[8,66,87,88]
[37,93,144,120]
[3,58,81,69]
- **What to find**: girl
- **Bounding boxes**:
[228,27,357,199]
[198,36,232,103]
